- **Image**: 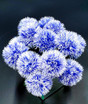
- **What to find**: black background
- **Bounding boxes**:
[0,0,88,104]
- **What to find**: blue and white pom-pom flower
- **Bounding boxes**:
[2,16,86,97]
[18,17,40,38]
[59,59,84,86]
[40,50,67,78]
[44,19,65,34]
[34,29,58,52]
[18,17,38,32]
[18,17,41,48]
[56,30,86,59]
[39,16,54,28]
[25,72,53,97]
[2,37,29,69]
[16,51,40,78]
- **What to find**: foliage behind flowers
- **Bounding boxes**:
[2,16,86,97]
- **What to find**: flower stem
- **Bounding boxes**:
[41,95,44,100]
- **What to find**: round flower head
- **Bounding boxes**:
[16,51,40,78]
[39,16,54,28]
[2,38,29,69]
[34,29,58,52]
[18,17,38,29]
[25,72,53,97]
[56,30,85,59]
[44,20,65,34]
[18,17,40,39]
[40,50,67,78]
[59,59,84,86]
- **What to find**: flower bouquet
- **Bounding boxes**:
[2,16,86,101]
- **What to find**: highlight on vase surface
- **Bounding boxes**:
[2,16,86,97]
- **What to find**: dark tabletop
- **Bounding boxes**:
[0,0,88,104]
